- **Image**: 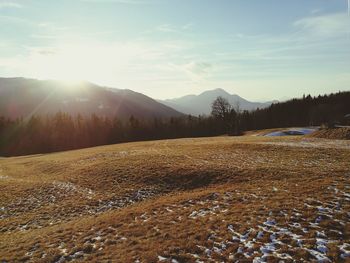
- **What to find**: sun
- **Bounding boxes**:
[29,43,98,83]
[50,49,88,81]
[25,40,146,87]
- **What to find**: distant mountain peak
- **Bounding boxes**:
[160,88,275,116]
[201,88,231,96]
[210,88,227,93]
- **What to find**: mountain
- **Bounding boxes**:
[0,77,182,120]
[160,88,276,116]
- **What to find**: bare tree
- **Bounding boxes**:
[211,96,232,120]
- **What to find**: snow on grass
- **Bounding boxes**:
[188,178,349,262]
[158,255,167,261]
[339,243,350,259]
[52,181,95,199]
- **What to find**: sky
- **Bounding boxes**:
[0,0,349,101]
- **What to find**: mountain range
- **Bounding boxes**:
[0,78,182,120]
[0,78,276,120]
[160,88,276,116]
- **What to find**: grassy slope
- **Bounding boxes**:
[0,136,349,262]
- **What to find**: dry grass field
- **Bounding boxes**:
[309,128,350,140]
[1,135,350,262]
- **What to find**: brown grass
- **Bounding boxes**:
[0,136,350,262]
[309,127,350,140]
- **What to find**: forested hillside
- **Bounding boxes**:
[0,91,349,156]
[0,113,220,156]
[238,92,350,131]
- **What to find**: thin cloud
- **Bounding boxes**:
[0,1,22,9]
[184,62,212,77]
[154,23,194,34]
[170,62,213,82]
[156,24,178,33]
[0,15,37,28]
[294,12,349,38]
[310,8,322,15]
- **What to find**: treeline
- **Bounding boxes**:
[0,113,224,156]
[209,91,350,135]
[0,91,349,156]
[237,91,350,131]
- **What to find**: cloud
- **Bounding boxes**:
[170,61,212,82]
[156,24,178,33]
[184,62,212,76]
[155,23,194,34]
[310,8,322,15]
[294,12,349,38]
[33,48,58,56]
[0,1,22,9]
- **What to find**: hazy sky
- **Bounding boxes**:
[0,0,349,101]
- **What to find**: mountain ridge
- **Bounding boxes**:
[0,77,182,120]
[160,88,276,116]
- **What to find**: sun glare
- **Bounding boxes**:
[30,44,92,82]
[24,41,159,89]
[27,42,115,84]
